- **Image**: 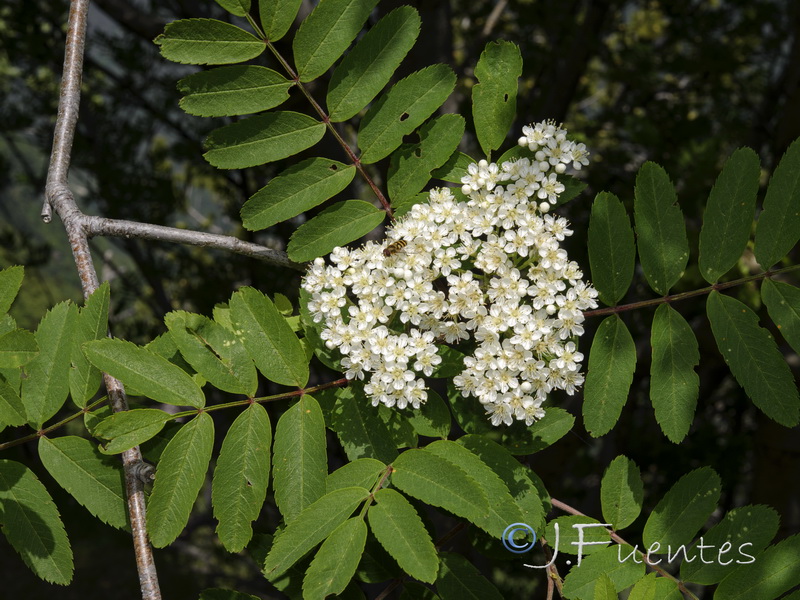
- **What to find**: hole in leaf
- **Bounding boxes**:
[328,164,339,171]
[399,112,410,122]
[504,93,509,102]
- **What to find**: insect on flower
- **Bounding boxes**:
[383,239,408,257]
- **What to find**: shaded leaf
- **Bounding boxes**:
[332,387,398,464]
[761,278,800,355]
[155,19,265,65]
[406,389,451,438]
[472,40,522,155]
[588,192,635,306]
[436,552,503,600]
[69,283,108,408]
[0,265,24,315]
[501,407,575,455]
[93,409,173,454]
[326,458,386,493]
[0,329,38,368]
[303,517,367,599]
[600,455,643,530]
[714,535,800,600]
[431,151,475,184]
[0,376,26,427]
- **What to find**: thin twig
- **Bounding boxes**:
[43,1,161,597]
[482,0,509,38]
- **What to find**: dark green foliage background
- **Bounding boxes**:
[1,0,799,598]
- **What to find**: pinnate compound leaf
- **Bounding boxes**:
[148,413,215,547]
[178,66,292,117]
[643,467,721,549]
[583,315,636,437]
[588,192,635,306]
[332,387,398,464]
[38,436,127,530]
[436,552,503,600]
[472,40,522,155]
[561,544,645,599]
[303,517,367,599]
[634,162,689,295]
[358,65,456,164]
[650,304,700,443]
[698,147,760,283]
[681,504,778,584]
[259,0,302,42]
[263,486,370,578]
[204,112,325,169]
[0,265,23,315]
[0,460,73,584]
[707,291,800,426]
[0,376,26,426]
[69,283,109,408]
[155,19,265,65]
[292,0,380,83]
[230,287,309,387]
[754,138,800,269]
[600,455,643,530]
[326,458,386,493]
[272,396,327,522]
[390,448,489,528]
[83,338,205,408]
[425,440,522,537]
[328,7,421,122]
[368,488,438,583]
[214,0,250,17]
[166,310,257,396]
[761,278,800,354]
[212,404,271,552]
[22,301,77,428]
[0,328,38,368]
[241,158,355,231]
[387,114,466,205]
[714,535,800,600]
[93,409,173,454]
[287,199,385,262]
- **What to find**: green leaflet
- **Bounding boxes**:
[155,19,266,65]
[378,405,417,450]
[229,286,309,387]
[93,409,174,454]
[558,174,589,206]
[326,458,386,493]
[355,534,402,583]
[147,413,215,547]
[698,147,760,283]
[0,460,73,585]
[594,574,617,600]
[436,552,504,600]
[178,66,293,117]
[303,517,367,599]
[165,310,257,396]
[241,158,355,231]
[272,395,327,522]
[214,0,250,17]
[328,6,421,122]
[680,504,779,584]
[83,338,205,409]
[287,199,386,262]
[212,404,271,552]
[0,328,38,368]
[706,291,800,426]
[545,515,611,556]
[0,265,24,315]
[582,315,636,437]
[332,387,398,463]
[263,486,370,578]
[431,151,475,184]
[458,434,547,531]
[634,162,689,295]
[390,448,489,528]
[600,455,643,530]
[500,406,575,455]
[368,489,438,583]
[38,436,127,530]
[259,0,302,42]
[754,138,800,269]
[0,375,26,426]
[358,65,457,164]
[628,573,683,600]
[425,440,522,538]
[761,278,800,354]
[714,535,800,599]
[588,192,635,306]
[204,111,325,169]
[406,389,451,438]
[292,0,380,83]
[69,283,109,408]
[560,544,645,599]
[650,304,700,443]
[22,301,78,428]
[642,467,721,549]
[472,40,522,156]
[431,345,466,378]
[387,114,466,205]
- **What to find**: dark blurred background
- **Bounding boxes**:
[1,0,799,597]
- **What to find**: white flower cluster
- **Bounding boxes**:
[302,121,597,426]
